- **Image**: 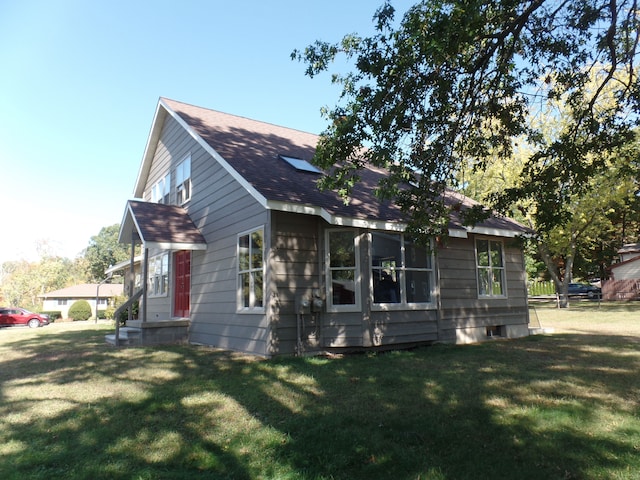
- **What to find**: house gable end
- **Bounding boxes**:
[133,98,268,209]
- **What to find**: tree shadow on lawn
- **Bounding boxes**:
[0,329,639,479]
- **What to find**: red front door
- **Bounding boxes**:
[173,250,191,318]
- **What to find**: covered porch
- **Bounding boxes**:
[106,200,207,346]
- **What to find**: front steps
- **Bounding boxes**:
[105,319,190,346]
[105,327,142,346]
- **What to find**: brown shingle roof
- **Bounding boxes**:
[121,200,207,248]
[162,98,403,222]
[160,98,529,236]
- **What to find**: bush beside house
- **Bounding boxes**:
[68,300,92,321]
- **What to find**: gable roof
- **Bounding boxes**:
[40,284,124,299]
[133,97,529,238]
[119,200,207,249]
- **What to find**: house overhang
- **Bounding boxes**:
[118,200,207,251]
[265,200,528,239]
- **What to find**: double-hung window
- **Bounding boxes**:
[238,228,264,311]
[176,155,191,204]
[326,230,361,312]
[151,173,170,204]
[149,253,169,296]
[476,238,506,297]
[371,232,434,306]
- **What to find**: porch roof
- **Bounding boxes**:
[119,200,207,251]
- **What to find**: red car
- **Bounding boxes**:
[0,307,50,328]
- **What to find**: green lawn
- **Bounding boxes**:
[0,304,638,480]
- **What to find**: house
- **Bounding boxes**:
[603,243,640,300]
[41,283,124,320]
[110,97,531,355]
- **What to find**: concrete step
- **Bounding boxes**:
[105,327,142,346]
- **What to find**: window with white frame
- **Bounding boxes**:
[176,155,191,204]
[149,253,169,296]
[238,228,264,310]
[371,232,434,305]
[151,173,171,204]
[476,238,506,297]
[326,230,360,311]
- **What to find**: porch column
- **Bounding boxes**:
[141,246,149,323]
[128,231,135,322]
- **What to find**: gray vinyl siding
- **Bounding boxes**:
[188,166,269,356]
[141,115,196,319]
[437,236,528,342]
[143,115,195,204]
[269,211,322,354]
[140,113,271,356]
[269,212,439,354]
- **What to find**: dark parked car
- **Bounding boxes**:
[0,308,50,328]
[567,283,601,298]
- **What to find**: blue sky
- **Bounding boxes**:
[0,0,415,265]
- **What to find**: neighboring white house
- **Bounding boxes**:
[610,243,640,280]
[40,284,124,319]
[603,243,640,300]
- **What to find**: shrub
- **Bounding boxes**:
[42,311,62,321]
[118,300,139,325]
[68,300,92,321]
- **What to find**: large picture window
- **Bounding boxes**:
[326,230,360,311]
[149,253,169,296]
[238,228,264,311]
[371,232,434,306]
[476,238,506,297]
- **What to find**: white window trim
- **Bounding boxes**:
[475,237,507,298]
[148,252,169,297]
[237,226,266,313]
[150,173,171,204]
[325,229,362,313]
[370,233,436,311]
[176,154,192,205]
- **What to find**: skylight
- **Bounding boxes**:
[279,155,322,174]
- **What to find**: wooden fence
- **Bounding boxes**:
[528,281,555,296]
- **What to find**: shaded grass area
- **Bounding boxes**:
[0,317,639,480]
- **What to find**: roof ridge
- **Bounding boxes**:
[160,97,321,137]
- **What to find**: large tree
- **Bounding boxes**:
[83,224,131,282]
[458,69,640,305]
[293,0,640,242]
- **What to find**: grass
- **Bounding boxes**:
[0,304,639,480]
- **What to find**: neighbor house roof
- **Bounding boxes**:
[131,97,529,238]
[618,243,640,255]
[40,284,124,299]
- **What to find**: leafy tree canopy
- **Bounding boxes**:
[83,224,130,282]
[293,0,640,241]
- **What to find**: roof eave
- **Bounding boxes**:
[266,200,527,238]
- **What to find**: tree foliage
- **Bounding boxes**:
[83,224,131,282]
[293,0,640,242]
[0,256,84,310]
